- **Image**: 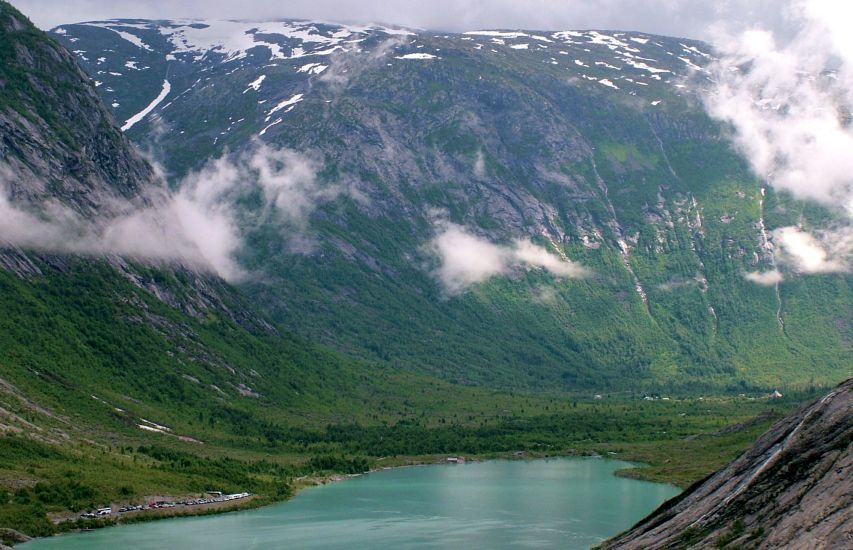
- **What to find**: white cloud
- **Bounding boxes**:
[473,150,486,178]
[100,157,247,280]
[704,18,853,205]
[0,190,79,252]
[772,226,848,273]
[248,145,333,228]
[0,144,330,281]
[319,35,407,92]
[512,240,586,278]
[0,161,245,279]
[703,0,853,278]
[430,224,509,292]
[428,221,587,294]
[743,269,784,285]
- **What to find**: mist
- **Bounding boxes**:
[703,0,853,278]
[318,35,409,93]
[428,221,587,294]
[0,144,333,281]
[743,269,784,286]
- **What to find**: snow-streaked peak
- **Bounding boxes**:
[74,19,419,63]
[53,19,716,143]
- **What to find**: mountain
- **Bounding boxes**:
[0,3,844,540]
[0,1,470,454]
[3,13,572,537]
[602,377,852,549]
[49,18,853,392]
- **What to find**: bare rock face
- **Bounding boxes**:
[0,1,154,215]
[602,378,853,549]
[0,527,31,546]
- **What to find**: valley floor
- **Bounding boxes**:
[0,391,809,546]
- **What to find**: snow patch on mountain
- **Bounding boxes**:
[82,23,152,51]
[463,31,529,39]
[622,59,670,74]
[121,79,170,131]
[267,93,304,119]
[679,56,702,71]
[78,19,419,64]
[244,74,266,93]
[297,62,328,74]
[162,20,290,62]
[396,53,439,60]
[259,118,283,136]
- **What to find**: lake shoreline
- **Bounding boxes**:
[23,454,480,545]
[21,451,668,547]
[21,456,682,550]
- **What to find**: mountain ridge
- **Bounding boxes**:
[49,17,853,392]
[0,9,153,213]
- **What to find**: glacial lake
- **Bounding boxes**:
[25,458,680,549]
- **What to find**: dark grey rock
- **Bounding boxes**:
[602,379,853,549]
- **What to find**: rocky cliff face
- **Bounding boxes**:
[0,2,153,214]
[602,378,852,549]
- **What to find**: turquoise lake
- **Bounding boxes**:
[24,458,680,549]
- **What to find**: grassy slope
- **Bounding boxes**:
[0,256,584,438]
[0,255,818,539]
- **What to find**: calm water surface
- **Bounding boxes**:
[25,458,679,549]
